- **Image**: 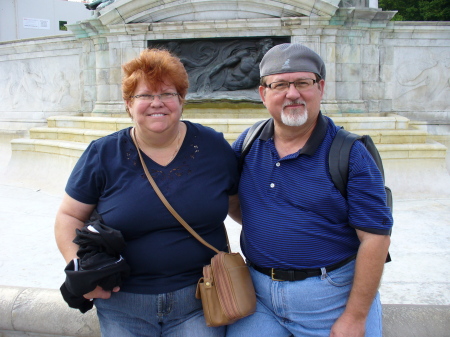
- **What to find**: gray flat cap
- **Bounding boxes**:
[260,43,326,80]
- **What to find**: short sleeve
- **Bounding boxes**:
[65,141,105,205]
[347,141,393,235]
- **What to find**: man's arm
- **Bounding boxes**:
[330,230,390,337]
[228,194,242,225]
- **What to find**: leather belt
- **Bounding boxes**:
[248,255,356,281]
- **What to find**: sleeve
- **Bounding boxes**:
[65,141,105,205]
[346,140,393,235]
[218,132,240,196]
[231,127,250,156]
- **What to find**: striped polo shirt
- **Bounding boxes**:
[233,113,393,269]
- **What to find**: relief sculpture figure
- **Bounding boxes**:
[396,55,450,109]
[199,38,274,93]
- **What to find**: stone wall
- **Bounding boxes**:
[0,0,449,132]
[0,36,86,133]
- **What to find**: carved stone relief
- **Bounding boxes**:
[148,37,289,101]
[0,57,80,113]
[394,48,450,112]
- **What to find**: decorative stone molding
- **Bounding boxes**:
[97,0,340,25]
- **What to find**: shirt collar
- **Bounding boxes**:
[258,111,329,156]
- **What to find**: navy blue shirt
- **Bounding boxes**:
[66,122,239,294]
[233,113,393,269]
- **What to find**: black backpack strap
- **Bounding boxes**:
[238,119,271,172]
[328,128,360,199]
[359,135,385,182]
[329,128,392,263]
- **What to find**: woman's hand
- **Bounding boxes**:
[83,286,120,300]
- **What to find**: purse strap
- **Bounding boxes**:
[131,127,223,255]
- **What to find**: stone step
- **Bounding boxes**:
[47,115,132,131]
[11,138,87,158]
[47,114,410,132]
[30,127,113,143]
[28,127,429,146]
[11,114,445,161]
[32,123,425,145]
[224,128,428,144]
[11,135,446,161]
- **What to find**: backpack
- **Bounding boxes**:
[238,119,392,262]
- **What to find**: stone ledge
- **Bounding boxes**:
[0,286,99,337]
[382,304,450,337]
[0,286,449,337]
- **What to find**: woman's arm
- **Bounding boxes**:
[55,193,119,299]
[54,193,96,264]
[228,194,242,225]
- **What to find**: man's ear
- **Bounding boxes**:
[318,79,325,97]
[259,85,267,105]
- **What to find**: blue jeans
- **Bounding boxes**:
[227,260,382,337]
[95,284,225,337]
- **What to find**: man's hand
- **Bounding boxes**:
[83,286,120,300]
[330,312,365,337]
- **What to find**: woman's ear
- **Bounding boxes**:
[125,100,133,119]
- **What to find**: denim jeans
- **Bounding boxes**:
[95,284,225,337]
[227,260,382,337]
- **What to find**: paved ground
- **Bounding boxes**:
[0,143,449,305]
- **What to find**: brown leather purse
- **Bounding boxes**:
[131,128,256,327]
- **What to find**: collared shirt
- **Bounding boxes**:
[233,113,393,269]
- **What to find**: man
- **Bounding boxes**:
[227,43,392,337]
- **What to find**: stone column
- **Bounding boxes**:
[362,30,383,112]
[80,39,97,115]
[91,36,112,115]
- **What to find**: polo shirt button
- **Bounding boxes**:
[276,162,280,167]
[270,183,275,188]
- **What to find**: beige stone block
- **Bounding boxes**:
[362,82,382,100]
[60,147,86,158]
[205,124,228,132]
[338,64,361,82]
[11,140,36,152]
[35,143,59,155]
[379,149,410,160]
[84,121,116,131]
[61,131,84,142]
[311,0,338,16]
[336,82,361,100]
[55,119,85,129]
[29,129,53,140]
[117,120,133,129]
[362,64,379,82]
[228,124,252,133]
[409,149,446,159]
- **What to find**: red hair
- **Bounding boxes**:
[122,49,189,115]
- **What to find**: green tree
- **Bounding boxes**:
[379,0,450,21]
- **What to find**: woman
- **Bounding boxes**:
[55,49,239,336]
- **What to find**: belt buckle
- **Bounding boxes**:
[271,268,284,281]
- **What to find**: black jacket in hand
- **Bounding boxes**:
[60,212,130,313]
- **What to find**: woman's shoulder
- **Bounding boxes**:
[90,127,131,148]
[184,121,225,142]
